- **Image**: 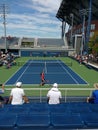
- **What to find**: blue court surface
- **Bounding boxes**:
[5,60,88,86]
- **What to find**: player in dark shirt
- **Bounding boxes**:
[40,71,45,86]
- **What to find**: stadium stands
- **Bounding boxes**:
[0,36,75,57]
[0,114,17,130]
[0,102,98,130]
[0,37,19,46]
[21,37,34,48]
[38,38,65,47]
[17,114,50,130]
[0,37,20,50]
[51,114,84,129]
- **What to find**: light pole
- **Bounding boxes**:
[80,9,89,56]
[61,16,66,39]
[70,13,74,45]
[0,4,9,53]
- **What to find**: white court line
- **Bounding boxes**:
[5,62,27,85]
[57,60,79,84]
[8,60,87,85]
[44,61,47,74]
[16,62,31,83]
[65,62,89,84]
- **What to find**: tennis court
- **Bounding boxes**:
[5,60,88,86]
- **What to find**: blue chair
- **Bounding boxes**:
[29,103,49,114]
[31,103,49,108]
[90,104,98,112]
[16,114,50,130]
[0,114,17,130]
[69,104,91,114]
[51,114,84,129]
[0,107,8,115]
[81,113,98,128]
[49,104,70,114]
[6,106,29,115]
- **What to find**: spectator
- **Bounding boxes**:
[0,83,4,93]
[47,83,62,104]
[0,84,5,104]
[87,83,98,104]
[8,82,29,105]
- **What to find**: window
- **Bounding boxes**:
[91,24,95,30]
[90,32,94,38]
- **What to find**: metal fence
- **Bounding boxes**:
[5,88,94,103]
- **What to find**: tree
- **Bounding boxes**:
[88,36,98,56]
[92,43,98,56]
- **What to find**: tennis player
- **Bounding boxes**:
[40,71,45,86]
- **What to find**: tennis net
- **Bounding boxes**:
[16,61,72,67]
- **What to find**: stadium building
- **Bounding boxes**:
[0,36,75,57]
[0,1,98,129]
[56,0,98,55]
[0,0,98,58]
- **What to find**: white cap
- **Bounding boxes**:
[16,82,22,87]
[53,83,58,88]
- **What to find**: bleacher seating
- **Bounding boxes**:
[21,37,34,48]
[38,38,65,47]
[51,114,84,129]
[0,37,20,49]
[0,37,19,45]
[0,102,98,130]
[81,113,98,129]
[17,114,50,130]
[0,114,17,130]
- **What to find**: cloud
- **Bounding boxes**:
[0,0,61,38]
[32,0,60,13]
[7,13,60,28]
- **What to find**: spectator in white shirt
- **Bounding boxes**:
[47,83,62,104]
[8,82,29,105]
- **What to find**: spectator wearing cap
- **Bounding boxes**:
[8,82,29,105]
[47,83,62,104]
[87,83,98,104]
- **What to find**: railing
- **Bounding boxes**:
[5,88,94,103]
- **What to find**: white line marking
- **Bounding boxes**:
[16,62,31,83]
[58,60,79,84]
[44,61,47,74]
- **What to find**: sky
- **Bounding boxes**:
[0,0,63,38]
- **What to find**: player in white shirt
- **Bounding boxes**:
[47,83,62,104]
[9,82,29,105]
